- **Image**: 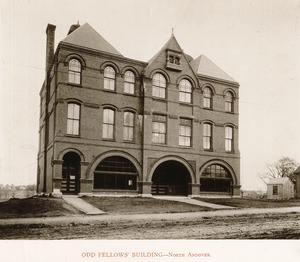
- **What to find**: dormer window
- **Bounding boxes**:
[166,49,182,71]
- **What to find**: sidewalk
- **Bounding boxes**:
[1,206,300,226]
[62,195,105,215]
[153,196,235,209]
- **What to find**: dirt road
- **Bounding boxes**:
[1,210,300,239]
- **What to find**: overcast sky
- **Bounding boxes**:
[0,0,299,190]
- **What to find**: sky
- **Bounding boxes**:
[0,0,299,190]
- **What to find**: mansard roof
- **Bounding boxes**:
[191,54,237,83]
[61,23,123,56]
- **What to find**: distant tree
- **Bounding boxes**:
[0,184,3,198]
[25,184,36,191]
[260,157,299,184]
[25,184,36,197]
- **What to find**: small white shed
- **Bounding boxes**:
[266,177,294,200]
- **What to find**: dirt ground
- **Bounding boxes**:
[1,211,300,239]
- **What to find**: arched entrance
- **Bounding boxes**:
[94,156,138,190]
[200,164,233,194]
[61,152,81,194]
[151,161,191,196]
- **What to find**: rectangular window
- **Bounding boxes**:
[203,123,212,150]
[225,126,233,152]
[103,109,114,139]
[123,112,134,141]
[152,114,166,144]
[67,103,80,135]
[179,118,192,147]
[273,186,278,195]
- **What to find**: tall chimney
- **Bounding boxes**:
[43,23,56,194]
[45,24,56,74]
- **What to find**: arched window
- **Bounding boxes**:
[203,123,212,150]
[124,71,135,94]
[68,59,81,84]
[203,87,212,108]
[103,108,115,139]
[67,103,80,135]
[225,92,234,112]
[200,164,232,193]
[152,73,166,98]
[225,126,234,152]
[94,156,138,190]
[123,111,134,141]
[179,79,192,103]
[104,66,116,91]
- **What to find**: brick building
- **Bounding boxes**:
[37,23,241,197]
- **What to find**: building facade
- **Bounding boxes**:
[37,23,241,197]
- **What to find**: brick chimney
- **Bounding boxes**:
[45,24,56,74]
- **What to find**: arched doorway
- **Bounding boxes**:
[61,152,81,194]
[94,156,138,190]
[151,161,191,196]
[200,164,233,194]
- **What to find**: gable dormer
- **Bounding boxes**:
[144,34,194,76]
[166,48,182,71]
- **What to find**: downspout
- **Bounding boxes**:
[141,72,146,195]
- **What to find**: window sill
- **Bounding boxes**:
[152,143,167,146]
[123,92,136,97]
[66,134,80,138]
[123,140,135,144]
[203,107,213,111]
[152,97,167,102]
[179,145,192,148]
[225,151,235,154]
[67,83,82,87]
[102,138,115,142]
[225,111,234,114]
[102,89,116,93]
[179,102,192,106]
[204,149,213,152]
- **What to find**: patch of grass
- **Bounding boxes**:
[0,197,81,219]
[195,198,300,208]
[82,196,212,214]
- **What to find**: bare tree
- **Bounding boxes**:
[259,157,299,184]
